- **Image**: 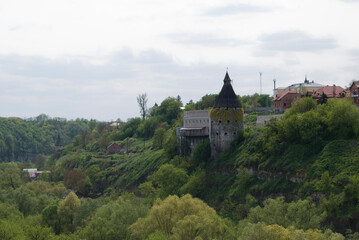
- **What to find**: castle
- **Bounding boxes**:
[176,72,244,158]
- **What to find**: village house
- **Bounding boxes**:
[273,76,348,111]
[349,81,359,105]
[106,142,122,154]
[273,89,302,111]
[273,76,324,96]
[312,85,346,102]
[23,168,50,179]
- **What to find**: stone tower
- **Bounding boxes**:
[210,71,244,158]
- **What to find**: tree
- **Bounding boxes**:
[0,203,23,221]
[79,196,149,240]
[114,118,142,140]
[191,139,211,168]
[57,192,80,233]
[137,93,148,121]
[0,220,26,240]
[13,186,38,216]
[136,117,161,139]
[156,97,182,124]
[152,128,166,149]
[64,168,92,196]
[0,163,22,189]
[240,222,344,240]
[286,97,316,115]
[130,194,235,240]
[247,197,326,230]
[23,215,55,240]
[163,128,178,159]
[320,98,359,139]
[42,201,61,234]
[152,164,189,198]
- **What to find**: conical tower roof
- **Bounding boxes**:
[213,72,242,108]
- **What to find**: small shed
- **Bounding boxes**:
[106,142,121,154]
[23,168,51,179]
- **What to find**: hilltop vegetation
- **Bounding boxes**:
[0,115,100,162]
[0,95,359,239]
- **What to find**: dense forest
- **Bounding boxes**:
[0,115,101,162]
[1,95,359,239]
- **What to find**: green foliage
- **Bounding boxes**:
[0,162,22,189]
[79,195,149,240]
[115,118,142,140]
[229,166,256,200]
[23,215,55,240]
[244,113,258,128]
[180,170,206,198]
[13,186,38,216]
[73,198,103,228]
[2,95,359,238]
[0,219,26,240]
[318,98,359,139]
[152,164,189,198]
[64,168,92,196]
[239,93,272,108]
[191,139,210,169]
[240,222,344,240]
[220,194,257,221]
[57,192,80,233]
[0,202,23,221]
[247,197,326,230]
[42,200,60,234]
[152,127,167,149]
[185,94,218,110]
[137,117,161,139]
[0,116,96,162]
[151,97,182,124]
[287,97,317,114]
[114,146,169,188]
[130,194,236,240]
[139,181,157,203]
[163,128,178,159]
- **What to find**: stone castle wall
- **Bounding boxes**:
[183,110,210,128]
[209,107,244,158]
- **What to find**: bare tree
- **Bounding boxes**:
[137,93,148,120]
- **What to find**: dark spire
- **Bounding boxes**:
[304,75,309,84]
[224,71,231,85]
[213,72,242,108]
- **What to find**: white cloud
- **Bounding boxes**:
[259,31,338,52]
[0,0,358,120]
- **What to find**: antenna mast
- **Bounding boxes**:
[259,72,262,95]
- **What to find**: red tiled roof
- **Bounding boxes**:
[313,85,344,98]
[350,81,359,89]
[273,89,299,101]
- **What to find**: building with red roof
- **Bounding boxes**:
[273,89,302,110]
[349,81,359,105]
[106,142,122,155]
[312,85,345,99]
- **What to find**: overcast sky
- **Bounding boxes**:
[1,0,359,121]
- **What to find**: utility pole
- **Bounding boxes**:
[259,72,262,95]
